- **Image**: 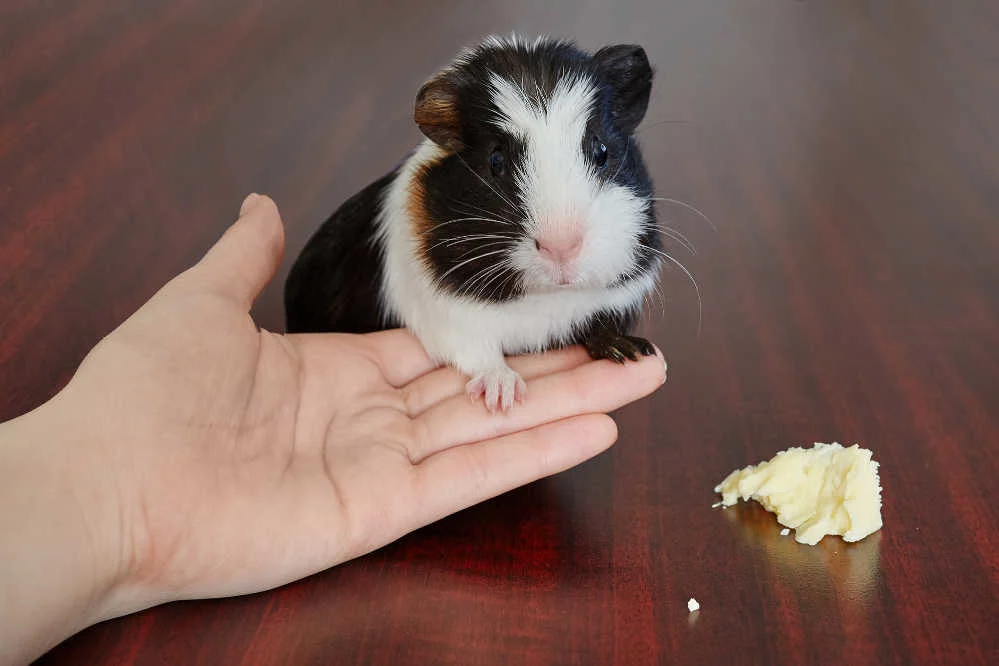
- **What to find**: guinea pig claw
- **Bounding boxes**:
[585,333,657,364]
[612,345,633,363]
[628,335,658,357]
[466,368,527,413]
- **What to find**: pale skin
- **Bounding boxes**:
[0,194,666,665]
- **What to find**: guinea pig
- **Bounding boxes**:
[285,34,663,411]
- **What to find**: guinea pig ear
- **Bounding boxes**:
[414,72,463,152]
[592,45,653,135]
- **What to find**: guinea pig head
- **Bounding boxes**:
[411,36,660,301]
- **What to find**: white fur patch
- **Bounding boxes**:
[488,72,650,291]
[480,33,550,52]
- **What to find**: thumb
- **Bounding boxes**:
[190,193,285,309]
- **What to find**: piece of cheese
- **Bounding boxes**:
[714,442,882,546]
[687,598,700,613]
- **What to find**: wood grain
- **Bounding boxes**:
[2,1,997,664]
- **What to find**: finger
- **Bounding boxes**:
[409,348,665,462]
[412,413,617,523]
[401,345,592,416]
[188,193,285,309]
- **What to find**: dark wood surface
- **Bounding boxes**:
[4,1,998,664]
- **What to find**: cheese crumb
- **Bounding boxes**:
[780,528,790,536]
[687,598,700,613]
[714,442,882,546]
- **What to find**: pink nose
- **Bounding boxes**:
[535,233,583,264]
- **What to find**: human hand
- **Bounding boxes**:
[1,194,665,660]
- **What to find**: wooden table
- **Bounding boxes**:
[4,1,998,664]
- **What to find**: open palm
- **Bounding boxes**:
[56,195,666,616]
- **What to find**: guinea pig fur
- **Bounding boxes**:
[285,34,662,411]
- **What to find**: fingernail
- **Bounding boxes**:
[239,193,260,217]
[654,345,668,384]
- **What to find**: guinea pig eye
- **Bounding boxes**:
[489,149,506,177]
[591,136,608,168]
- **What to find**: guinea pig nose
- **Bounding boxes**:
[535,232,584,263]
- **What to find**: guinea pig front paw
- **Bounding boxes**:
[466,366,527,412]
[585,332,657,364]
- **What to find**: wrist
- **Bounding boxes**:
[0,396,132,663]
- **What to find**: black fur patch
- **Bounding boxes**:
[284,171,398,334]
[417,135,530,302]
[571,306,656,363]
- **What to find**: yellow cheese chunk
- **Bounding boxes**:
[714,442,883,545]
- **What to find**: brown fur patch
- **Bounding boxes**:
[414,75,462,151]
[406,162,439,273]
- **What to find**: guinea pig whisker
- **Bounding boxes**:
[433,217,517,233]
[465,257,508,284]
[437,249,511,285]
[463,262,515,301]
[447,199,519,226]
[441,231,518,242]
[640,275,667,319]
[660,225,697,255]
[634,119,693,136]
[483,263,521,301]
[429,233,518,251]
[451,240,516,260]
[465,260,514,298]
[445,243,516,259]
[638,243,702,336]
[608,140,632,183]
[484,266,521,301]
[647,197,718,232]
[459,266,499,296]
[445,198,516,223]
[448,198,502,217]
[651,278,668,318]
